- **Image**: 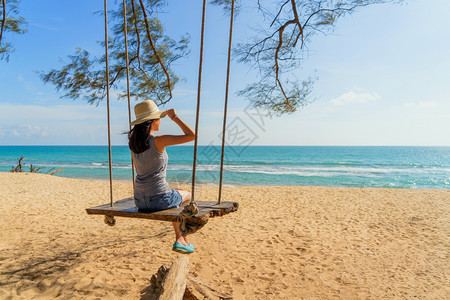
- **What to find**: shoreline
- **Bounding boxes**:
[5,171,450,191]
[1,173,449,299]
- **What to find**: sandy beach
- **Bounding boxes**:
[0,172,448,299]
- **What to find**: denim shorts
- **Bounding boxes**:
[134,189,182,211]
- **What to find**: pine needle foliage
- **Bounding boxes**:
[0,0,28,61]
[40,0,190,106]
[221,0,403,116]
[39,0,402,115]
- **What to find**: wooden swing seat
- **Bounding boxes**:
[86,197,239,223]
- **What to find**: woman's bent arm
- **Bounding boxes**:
[171,114,194,137]
[154,109,195,152]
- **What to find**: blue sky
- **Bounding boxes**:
[0,0,449,146]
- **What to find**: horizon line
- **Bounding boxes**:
[1,145,449,147]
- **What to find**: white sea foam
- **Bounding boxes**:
[166,163,450,178]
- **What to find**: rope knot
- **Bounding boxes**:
[180,202,199,217]
[178,202,206,236]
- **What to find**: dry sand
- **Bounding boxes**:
[0,172,449,299]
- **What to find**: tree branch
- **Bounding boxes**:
[137,0,172,100]
[0,0,6,46]
[274,20,296,111]
[302,7,355,30]
[130,0,143,70]
[270,0,290,27]
[290,0,304,48]
[109,54,139,87]
[128,0,156,90]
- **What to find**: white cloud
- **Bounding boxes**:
[30,22,59,32]
[0,103,104,123]
[403,101,438,108]
[172,89,198,97]
[8,125,49,137]
[330,91,381,106]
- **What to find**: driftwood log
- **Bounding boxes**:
[10,156,24,172]
[141,255,232,300]
[160,255,190,300]
[141,255,189,300]
[9,156,62,175]
[186,276,233,299]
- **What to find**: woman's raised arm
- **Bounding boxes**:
[154,109,195,153]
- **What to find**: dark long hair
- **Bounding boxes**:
[128,120,153,154]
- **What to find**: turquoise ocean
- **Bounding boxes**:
[1,146,449,189]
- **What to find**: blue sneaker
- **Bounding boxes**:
[172,241,194,254]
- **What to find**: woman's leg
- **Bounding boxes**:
[172,222,188,246]
[177,189,191,206]
[173,189,192,246]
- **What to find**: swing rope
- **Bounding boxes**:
[104,0,114,208]
[122,0,135,190]
[178,0,208,236]
[180,0,236,235]
[190,0,207,205]
[218,0,236,204]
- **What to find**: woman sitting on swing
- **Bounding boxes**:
[128,100,195,254]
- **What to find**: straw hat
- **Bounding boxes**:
[130,100,167,126]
